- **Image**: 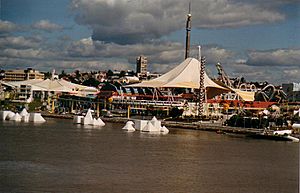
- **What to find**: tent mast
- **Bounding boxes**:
[185,2,192,59]
[198,46,206,116]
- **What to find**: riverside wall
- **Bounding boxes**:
[42,113,264,135]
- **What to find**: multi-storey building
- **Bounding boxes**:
[3,68,44,81]
[282,83,300,102]
[136,55,148,78]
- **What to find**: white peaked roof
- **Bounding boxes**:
[128,58,229,98]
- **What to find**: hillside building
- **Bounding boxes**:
[136,55,148,78]
[3,68,44,81]
[282,83,300,102]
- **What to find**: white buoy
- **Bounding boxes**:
[122,121,135,132]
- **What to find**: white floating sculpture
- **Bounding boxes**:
[19,108,30,122]
[6,111,15,120]
[122,121,135,132]
[82,109,94,125]
[142,121,159,132]
[96,118,105,126]
[140,116,169,134]
[79,109,105,126]
[11,113,22,122]
[22,114,30,122]
[92,118,105,126]
[150,116,161,129]
[20,108,29,116]
[73,115,84,124]
[160,126,169,134]
[134,120,148,131]
[0,111,11,121]
[29,113,46,123]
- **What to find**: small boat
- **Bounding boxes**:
[247,129,299,142]
[292,122,300,129]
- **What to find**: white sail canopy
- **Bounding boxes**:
[1,78,98,94]
[128,58,229,98]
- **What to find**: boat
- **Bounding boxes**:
[292,122,300,129]
[247,129,299,142]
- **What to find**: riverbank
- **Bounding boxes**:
[42,112,265,135]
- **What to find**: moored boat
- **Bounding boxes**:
[247,129,299,142]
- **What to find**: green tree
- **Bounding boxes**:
[107,70,114,77]
[82,78,100,87]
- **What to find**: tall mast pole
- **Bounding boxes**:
[199,46,206,117]
[185,2,192,59]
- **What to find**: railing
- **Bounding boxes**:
[112,98,184,107]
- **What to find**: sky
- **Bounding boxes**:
[0,0,299,84]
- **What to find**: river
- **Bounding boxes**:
[0,118,298,193]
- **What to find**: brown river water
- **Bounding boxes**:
[0,118,298,193]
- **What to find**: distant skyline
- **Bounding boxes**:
[0,0,299,84]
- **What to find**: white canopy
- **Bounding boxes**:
[1,78,98,95]
[231,88,255,102]
[128,58,229,98]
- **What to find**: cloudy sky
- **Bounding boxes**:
[0,0,299,84]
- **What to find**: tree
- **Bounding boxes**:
[169,107,184,118]
[75,70,80,79]
[59,70,66,79]
[107,70,114,77]
[120,70,126,77]
[82,78,100,87]
[43,71,52,79]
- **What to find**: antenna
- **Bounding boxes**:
[188,1,191,14]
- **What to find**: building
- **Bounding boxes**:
[3,68,44,81]
[282,83,300,102]
[136,55,148,78]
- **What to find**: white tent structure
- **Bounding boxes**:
[231,88,255,101]
[128,58,229,99]
[0,78,98,102]
[2,78,97,94]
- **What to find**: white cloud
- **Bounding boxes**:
[201,47,234,65]
[1,34,298,84]
[32,20,63,32]
[0,20,18,33]
[194,1,284,28]
[1,48,58,60]
[246,49,300,66]
[71,0,285,44]
[0,36,42,49]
